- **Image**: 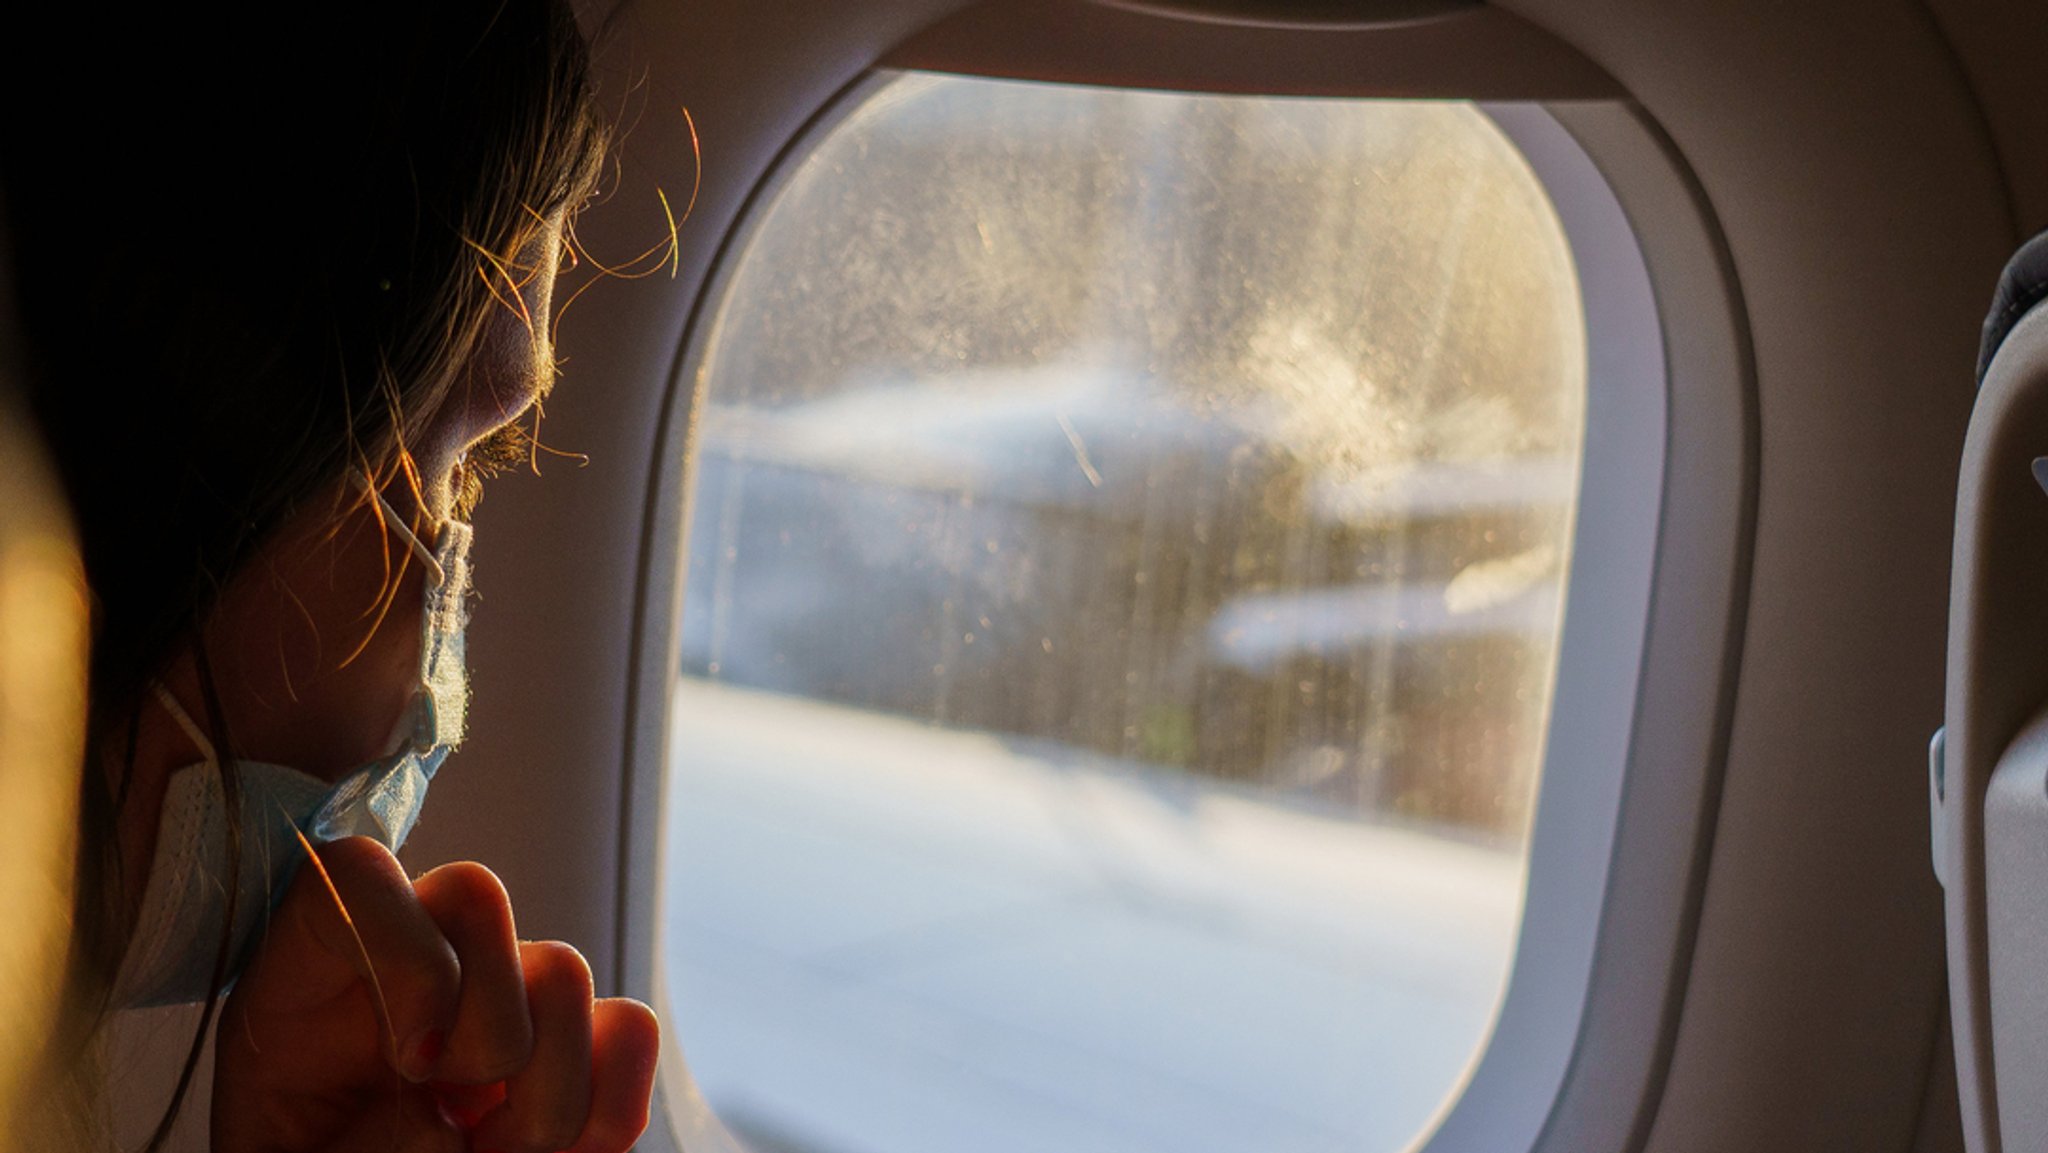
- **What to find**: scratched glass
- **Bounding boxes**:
[666,75,1586,1153]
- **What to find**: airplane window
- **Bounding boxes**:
[666,73,1587,1153]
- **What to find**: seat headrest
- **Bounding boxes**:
[1981,230,2048,385]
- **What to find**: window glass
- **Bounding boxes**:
[667,74,1586,1153]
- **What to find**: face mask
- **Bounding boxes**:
[112,493,473,1008]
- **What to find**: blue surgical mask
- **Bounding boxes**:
[112,494,473,1008]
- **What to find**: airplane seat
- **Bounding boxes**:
[0,185,91,1146]
[1978,230,2048,385]
[1940,225,2048,1153]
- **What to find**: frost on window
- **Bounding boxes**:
[667,75,1586,1153]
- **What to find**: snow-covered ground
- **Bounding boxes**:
[662,679,1526,1153]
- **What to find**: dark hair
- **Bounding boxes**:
[0,1,607,1142]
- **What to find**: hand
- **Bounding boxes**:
[213,837,659,1153]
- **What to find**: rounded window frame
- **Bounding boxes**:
[619,70,1754,1153]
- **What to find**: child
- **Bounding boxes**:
[0,2,659,1149]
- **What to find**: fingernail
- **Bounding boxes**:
[401,1028,445,1082]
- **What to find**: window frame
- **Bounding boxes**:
[617,68,1754,1153]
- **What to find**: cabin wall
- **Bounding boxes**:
[402,1,2048,1148]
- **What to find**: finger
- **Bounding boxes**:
[413,861,532,1083]
[431,1079,507,1132]
[565,998,660,1153]
[240,835,461,1082]
[328,1083,467,1153]
[469,941,595,1153]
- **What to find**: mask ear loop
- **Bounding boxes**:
[151,684,219,767]
[350,474,447,589]
[348,474,457,756]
